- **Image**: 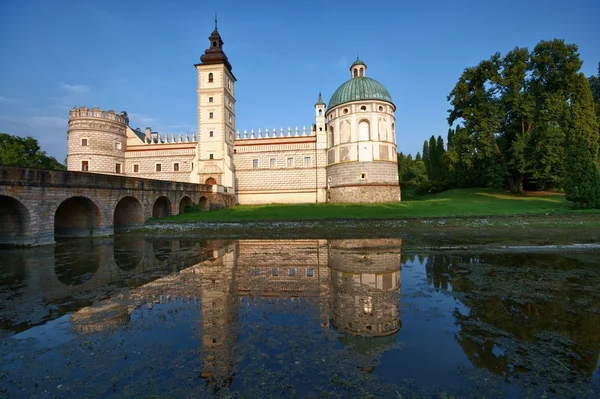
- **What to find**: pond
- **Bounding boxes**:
[1,235,599,398]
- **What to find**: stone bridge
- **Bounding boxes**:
[0,165,235,246]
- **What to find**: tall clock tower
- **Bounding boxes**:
[193,18,236,187]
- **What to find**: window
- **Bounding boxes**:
[252,159,259,168]
[306,268,314,277]
[81,161,89,171]
[272,267,279,277]
[229,115,232,123]
[270,158,276,167]
[343,108,349,114]
[360,105,367,111]
[378,106,384,111]
[209,130,214,137]
[287,157,294,167]
[359,120,370,141]
[208,73,213,83]
[191,162,194,170]
[360,68,364,77]
[360,173,367,180]
[81,138,88,146]
[208,96,214,103]
[209,154,214,160]
[289,267,296,276]
[133,164,139,173]
[173,163,179,171]
[304,157,312,166]
[115,163,121,173]
[114,142,122,150]
[156,164,162,172]
[353,68,358,78]
[209,112,214,119]
[318,109,322,116]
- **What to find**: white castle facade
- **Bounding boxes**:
[66,24,401,204]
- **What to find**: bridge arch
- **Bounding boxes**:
[199,195,209,211]
[152,196,172,218]
[54,196,103,238]
[0,195,32,246]
[114,196,144,232]
[179,196,193,214]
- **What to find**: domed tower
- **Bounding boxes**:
[67,106,128,175]
[325,58,400,203]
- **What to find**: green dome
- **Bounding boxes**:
[328,77,393,109]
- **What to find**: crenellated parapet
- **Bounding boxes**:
[235,126,316,140]
[70,106,129,125]
[142,132,198,145]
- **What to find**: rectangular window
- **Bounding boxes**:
[208,96,214,103]
[156,164,162,172]
[209,131,214,137]
[287,157,294,167]
[115,163,121,173]
[306,268,314,277]
[289,267,296,276]
[81,138,88,146]
[173,163,179,171]
[272,267,279,277]
[114,142,122,150]
[270,158,276,168]
[81,161,89,171]
[304,156,312,166]
[209,154,214,160]
[252,159,259,168]
[209,112,214,119]
[133,164,139,173]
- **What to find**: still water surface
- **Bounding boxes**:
[1,235,599,398]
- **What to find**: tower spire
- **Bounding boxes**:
[215,13,218,29]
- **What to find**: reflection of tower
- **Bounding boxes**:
[198,242,238,389]
[328,239,402,357]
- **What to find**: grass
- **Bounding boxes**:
[164,188,600,222]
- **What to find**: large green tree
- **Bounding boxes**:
[448,39,592,192]
[0,133,66,170]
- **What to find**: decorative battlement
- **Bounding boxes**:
[142,131,198,145]
[235,126,316,140]
[70,106,129,125]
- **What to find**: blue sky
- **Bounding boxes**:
[0,0,598,162]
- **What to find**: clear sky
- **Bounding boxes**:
[0,0,598,162]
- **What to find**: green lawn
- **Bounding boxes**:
[165,188,599,222]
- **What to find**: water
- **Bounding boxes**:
[1,235,599,398]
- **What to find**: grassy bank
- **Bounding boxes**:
[165,188,599,222]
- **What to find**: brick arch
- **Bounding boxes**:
[53,194,105,238]
[205,177,217,185]
[152,195,172,218]
[179,195,193,214]
[114,195,145,232]
[0,194,35,246]
[199,195,209,211]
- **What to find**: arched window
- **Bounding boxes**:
[353,68,358,78]
[208,73,214,83]
[328,126,334,147]
[359,120,370,141]
[318,109,322,116]
[212,41,217,47]
[359,68,364,77]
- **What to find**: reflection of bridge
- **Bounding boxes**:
[0,165,234,245]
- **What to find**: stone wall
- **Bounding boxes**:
[124,146,196,183]
[233,140,327,204]
[327,161,400,203]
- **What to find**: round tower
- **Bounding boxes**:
[67,106,129,175]
[325,58,400,203]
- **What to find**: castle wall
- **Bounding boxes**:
[233,139,327,204]
[327,161,400,203]
[124,146,195,183]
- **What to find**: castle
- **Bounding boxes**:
[66,23,401,204]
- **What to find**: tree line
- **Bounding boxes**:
[0,133,66,170]
[398,39,600,208]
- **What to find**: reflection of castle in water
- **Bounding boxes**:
[0,237,402,389]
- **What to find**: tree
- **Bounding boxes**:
[563,73,600,208]
[448,39,588,192]
[0,133,66,170]
[588,62,600,150]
